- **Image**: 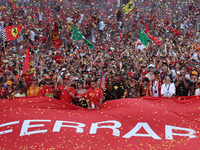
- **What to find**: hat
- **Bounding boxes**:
[115,72,121,76]
[6,81,12,86]
[56,51,61,54]
[154,70,160,75]
[141,64,146,68]
[81,70,88,74]
[130,72,135,77]
[77,80,83,84]
[148,64,155,69]
[45,76,51,80]
[188,67,193,72]
[64,76,70,80]
[149,58,153,61]
[4,60,9,63]
[162,60,168,65]
[31,77,37,81]
[61,68,66,71]
[191,71,198,76]
[107,81,113,86]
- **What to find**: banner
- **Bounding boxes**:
[52,22,61,50]
[0,96,200,149]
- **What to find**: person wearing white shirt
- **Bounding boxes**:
[161,75,176,98]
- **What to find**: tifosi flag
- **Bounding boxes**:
[22,43,30,74]
[71,23,94,49]
[145,22,162,45]
[22,43,33,86]
[137,29,151,50]
[4,25,22,41]
[52,22,61,50]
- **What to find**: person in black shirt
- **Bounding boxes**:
[188,71,198,96]
[103,81,117,101]
[113,72,127,99]
[175,69,190,96]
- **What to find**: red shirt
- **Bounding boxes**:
[39,85,54,97]
[58,85,75,104]
[86,88,103,108]
[53,55,63,64]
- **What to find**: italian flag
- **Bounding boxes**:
[137,29,151,50]
[70,23,94,50]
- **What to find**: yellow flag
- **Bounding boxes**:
[122,0,135,14]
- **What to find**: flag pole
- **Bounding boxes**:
[3,41,6,55]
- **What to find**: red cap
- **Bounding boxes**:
[64,76,70,80]
[188,67,193,71]
[130,72,135,77]
[45,76,51,80]
[56,51,61,54]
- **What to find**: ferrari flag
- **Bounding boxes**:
[122,0,135,14]
[145,22,161,45]
[0,96,200,149]
[4,25,22,41]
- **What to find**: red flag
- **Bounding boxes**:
[22,43,32,86]
[8,0,15,6]
[4,25,22,41]
[145,22,161,45]
[170,26,181,35]
[52,22,61,50]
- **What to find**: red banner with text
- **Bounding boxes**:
[0,96,200,149]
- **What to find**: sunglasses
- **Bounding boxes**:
[45,79,51,81]
[149,67,154,69]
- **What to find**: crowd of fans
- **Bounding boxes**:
[0,0,200,110]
